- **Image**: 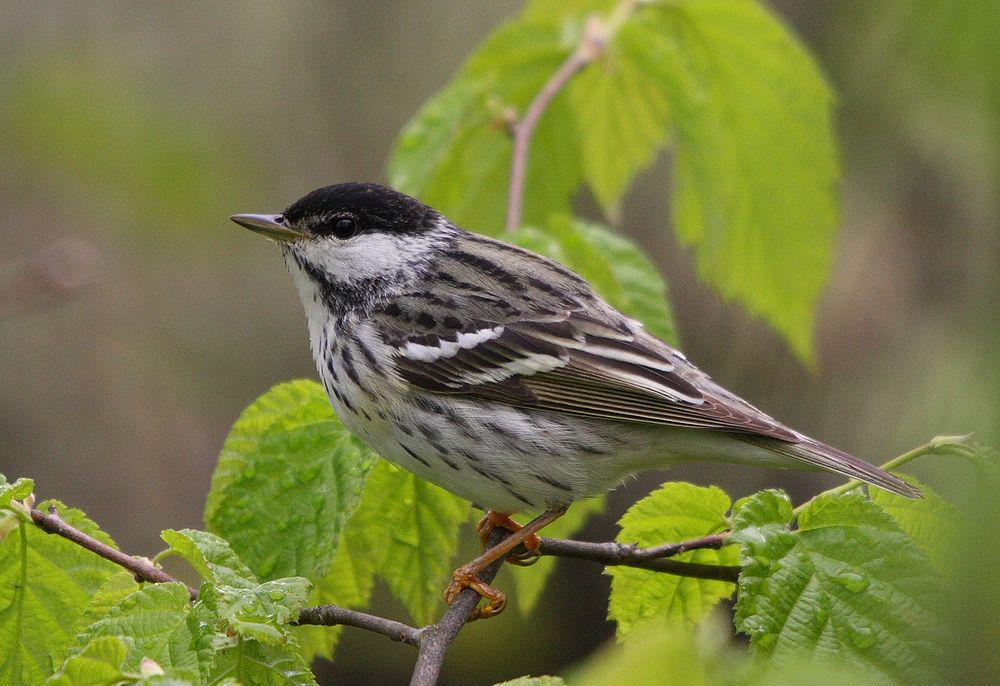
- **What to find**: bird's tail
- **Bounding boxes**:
[742,436,921,499]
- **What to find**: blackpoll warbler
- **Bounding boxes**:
[232,183,917,617]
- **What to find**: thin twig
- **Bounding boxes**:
[504,0,644,232]
[537,533,739,583]
[409,527,512,686]
[296,605,421,647]
[27,495,741,686]
[29,505,198,599]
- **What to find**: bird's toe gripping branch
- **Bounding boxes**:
[445,507,567,619]
[476,511,542,566]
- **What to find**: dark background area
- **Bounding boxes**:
[1,2,996,683]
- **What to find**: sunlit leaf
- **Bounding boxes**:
[735,492,944,683]
[205,380,375,582]
[0,501,120,685]
[608,483,737,636]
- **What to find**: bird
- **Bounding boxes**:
[231,182,919,618]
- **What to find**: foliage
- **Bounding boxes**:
[2,438,984,684]
[733,491,944,684]
[607,483,738,635]
[389,0,838,361]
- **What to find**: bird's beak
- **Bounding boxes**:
[229,213,307,243]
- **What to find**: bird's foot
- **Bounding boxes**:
[476,511,541,566]
[444,506,567,619]
[444,564,507,620]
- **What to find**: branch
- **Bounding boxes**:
[27,496,740,686]
[505,0,644,232]
[296,605,421,647]
[29,505,198,599]
[409,527,513,686]
[27,502,425,648]
[537,532,739,583]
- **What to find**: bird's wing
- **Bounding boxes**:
[381,309,795,441]
[372,240,798,443]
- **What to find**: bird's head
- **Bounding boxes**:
[231,183,451,313]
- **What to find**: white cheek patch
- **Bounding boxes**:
[403,325,505,362]
[295,232,443,287]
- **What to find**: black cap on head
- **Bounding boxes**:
[282,183,440,236]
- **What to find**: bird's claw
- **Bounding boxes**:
[476,511,542,566]
[444,564,507,620]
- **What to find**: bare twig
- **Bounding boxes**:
[29,505,198,598]
[537,532,739,583]
[504,0,644,232]
[409,527,513,686]
[296,605,421,647]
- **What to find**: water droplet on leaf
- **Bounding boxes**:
[847,622,877,648]
[832,571,869,593]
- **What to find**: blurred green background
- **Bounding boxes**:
[1,2,996,684]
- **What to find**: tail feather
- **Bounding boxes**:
[744,436,922,499]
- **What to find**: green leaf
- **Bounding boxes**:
[205,380,376,582]
[161,529,311,646]
[494,677,566,686]
[0,475,34,509]
[161,529,256,589]
[357,461,470,625]
[0,501,120,685]
[74,577,314,685]
[510,220,677,343]
[45,636,128,686]
[82,571,142,624]
[868,477,964,572]
[607,483,737,636]
[568,19,672,211]
[731,489,794,531]
[209,639,317,686]
[638,0,839,361]
[389,21,581,233]
[202,577,311,645]
[390,1,837,359]
[73,583,207,679]
[511,496,605,615]
[568,615,869,686]
[292,515,379,661]
[735,493,944,683]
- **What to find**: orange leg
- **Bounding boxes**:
[445,507,567,620]
[475,511,542,565]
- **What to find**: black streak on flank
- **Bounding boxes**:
[416,312,436,329]
[534,474,573,493]
[355,336,384,375]
[340,344,373,397]
[399,443,432,469]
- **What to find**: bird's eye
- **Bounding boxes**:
[331,217,357,240]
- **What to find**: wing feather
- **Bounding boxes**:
[384,303,797,442]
